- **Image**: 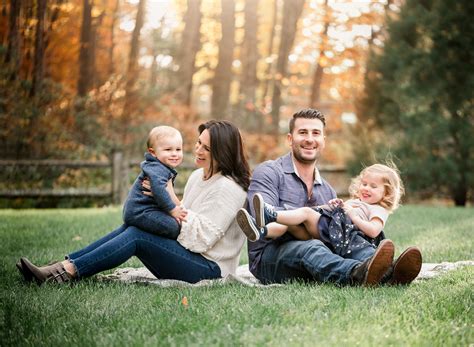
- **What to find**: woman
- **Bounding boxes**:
[18,120,251,284]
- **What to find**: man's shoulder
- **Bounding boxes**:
[253,155,286,174]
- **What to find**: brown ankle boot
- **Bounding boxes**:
[389,247,422,285]
[350,239,395,286]
[20,257,73,285]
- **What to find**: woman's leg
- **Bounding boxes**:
[70,226,220,283]
[276,207,321,239]
[67,224,128,260]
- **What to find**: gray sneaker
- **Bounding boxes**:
[236,208,261,242]
[253,193,277,229]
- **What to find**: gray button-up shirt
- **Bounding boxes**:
[247,152,337,274]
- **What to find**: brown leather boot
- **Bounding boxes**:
[17,260,58,282]
[388,247,422,285]
[16,261,33,282]
[20,257,73,285]
[350,239,395,286]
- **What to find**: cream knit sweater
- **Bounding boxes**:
[177,169,247,277]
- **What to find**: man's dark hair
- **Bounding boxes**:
[289,108,326,133]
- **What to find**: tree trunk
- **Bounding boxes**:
[30,0,46,97]
[5,0,22,79]
[77,0,92,97]
[240,0,259,130]
[149,26,162,91]
[108,0,120,76]
[122,0,146,143]
[90,12,104,88]
[176,0,202,106]
[260,0,278,110]
[44,0,63,51]
[270,0,305,136]
[309,0,329,108]
[211,0,235,120]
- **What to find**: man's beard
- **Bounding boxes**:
[292,145,319,164]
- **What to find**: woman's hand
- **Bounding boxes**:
[141,178,152,196]
[170,204,188,223]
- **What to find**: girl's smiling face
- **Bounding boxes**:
[358,171,386,205]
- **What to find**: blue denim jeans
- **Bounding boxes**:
[254,238,366,285]
[67,224,221,283]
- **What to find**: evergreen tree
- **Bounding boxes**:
[356,0,474,206]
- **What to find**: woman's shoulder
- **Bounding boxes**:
[207,174,246,200]
[215,173,245,189]
[188,168,204,181]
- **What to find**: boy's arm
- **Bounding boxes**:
[166,180,181,205]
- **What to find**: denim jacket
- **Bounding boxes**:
[123,152,177,224]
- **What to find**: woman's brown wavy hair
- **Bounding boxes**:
[198,120,251,191]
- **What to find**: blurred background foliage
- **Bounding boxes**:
[0,0,472,207]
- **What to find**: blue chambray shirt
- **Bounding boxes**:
[247,152,337,275]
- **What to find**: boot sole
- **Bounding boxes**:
[253,194,265,229]
[16,261,33,282]
[236,208,259,242]
[364,239,395,286]
[390,247,422,285]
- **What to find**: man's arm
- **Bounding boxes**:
[247,163,284,216]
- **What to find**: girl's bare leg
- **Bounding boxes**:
[287,225,312,240]
[265,222,289,239]
[276,207,321,239]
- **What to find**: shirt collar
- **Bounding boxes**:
[284,152,322,185]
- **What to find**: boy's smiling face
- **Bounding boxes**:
[148,134,183,168]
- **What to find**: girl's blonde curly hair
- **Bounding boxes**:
[348,163,404,213]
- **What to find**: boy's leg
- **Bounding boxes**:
[132,210,181,239]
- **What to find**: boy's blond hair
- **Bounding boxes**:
[147,126,181,149]
[348,163,404,213]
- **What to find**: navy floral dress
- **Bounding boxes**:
[315,206,386,258]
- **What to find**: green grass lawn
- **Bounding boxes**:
[1,205,473,346]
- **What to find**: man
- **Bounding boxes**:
[244,109,420,286]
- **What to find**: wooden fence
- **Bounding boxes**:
[0,153,349,204]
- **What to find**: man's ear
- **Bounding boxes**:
[287,133,293,146]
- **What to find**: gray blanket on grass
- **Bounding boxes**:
[98,261,474,288]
